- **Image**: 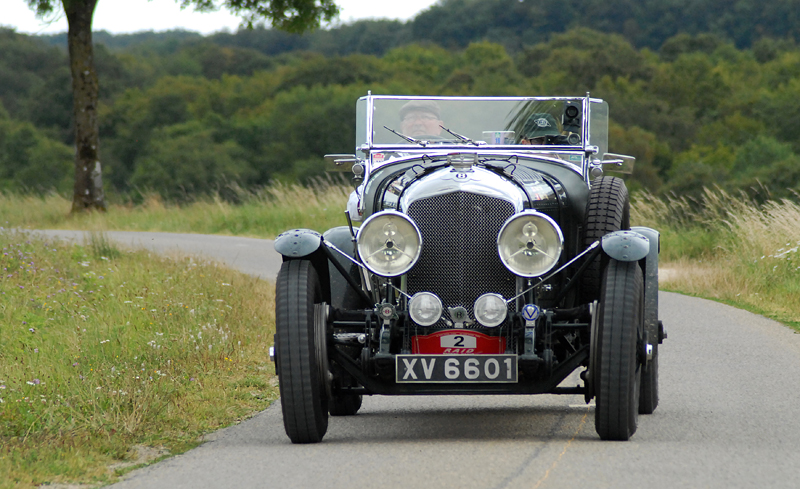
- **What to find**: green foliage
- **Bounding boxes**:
[517,29,652,91]
[274,53,387,91]
[0,28,68,121]
[240,83,362,182]
[130,121,253,199]
[382,43,458,88]
[0,117,73,193]
[6,5,800,200]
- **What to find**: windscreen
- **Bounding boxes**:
[369,98,585,147]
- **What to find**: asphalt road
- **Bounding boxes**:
[31,230,282,281]
[35,230,800,488]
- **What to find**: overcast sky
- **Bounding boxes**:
[4,0,439,35]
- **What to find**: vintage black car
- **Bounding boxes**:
[272,95,665,443]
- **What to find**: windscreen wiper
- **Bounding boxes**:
[383,126,427,146]
[439,125,479,146]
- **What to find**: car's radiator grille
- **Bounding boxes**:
[406,192,516,328]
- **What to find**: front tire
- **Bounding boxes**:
[594,259,643,441]
[581,177,630,302]
[276,260,329,443]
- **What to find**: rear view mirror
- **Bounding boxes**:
[324,154,357,172]
[601,153,635,174]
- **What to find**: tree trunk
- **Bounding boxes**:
[64,0,106,212]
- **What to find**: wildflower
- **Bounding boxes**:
[27,379,41,385]
[72,363,78,367]
[29,328,35,333]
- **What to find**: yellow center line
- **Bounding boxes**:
[532,406,591,489]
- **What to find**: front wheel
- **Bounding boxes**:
[581,177,630,302]
[594,259,644,441]
[275,260,329,443]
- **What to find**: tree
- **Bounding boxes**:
[26,0,338,212]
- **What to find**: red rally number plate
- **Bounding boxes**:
[411,330,506,354]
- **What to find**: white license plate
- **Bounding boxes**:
[396,354,518,383]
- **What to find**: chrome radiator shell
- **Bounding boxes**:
[400,167,525,327]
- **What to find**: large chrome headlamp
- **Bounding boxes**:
[497,211,563,277]
[357,210,422,277]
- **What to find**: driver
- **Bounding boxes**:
[399,100,443,137]
[520,113,561,145]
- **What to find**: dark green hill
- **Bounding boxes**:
[4,0,800,200]
[35,0,800,56]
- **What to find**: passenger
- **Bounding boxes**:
[519,113,561,145]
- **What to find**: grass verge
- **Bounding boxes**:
[633,188,800,331]
[0,179,353,239]
[0,230,278,488]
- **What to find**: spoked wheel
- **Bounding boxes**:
[275,260,329,443]
[581,176,630,302]
[594,259,644,441]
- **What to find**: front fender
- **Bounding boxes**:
[631,226,661,343]
[274,229,323,258]
[274,228,331,303]
[601,230,649,262]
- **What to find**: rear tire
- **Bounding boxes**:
[329,394,362,416]
[594,259,643,441]
[581,177,630,301]
[639,345,658,414]
[276,260,329,443]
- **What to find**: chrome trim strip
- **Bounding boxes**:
[399,166,528,213]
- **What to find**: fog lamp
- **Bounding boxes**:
[474,293,507,328]
[408,292,443,327]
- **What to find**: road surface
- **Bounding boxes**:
[34,230,800,489]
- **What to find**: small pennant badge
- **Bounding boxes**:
[522,304,540,321]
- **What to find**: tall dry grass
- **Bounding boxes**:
[633,188,800,329]
[0,179,353,238]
